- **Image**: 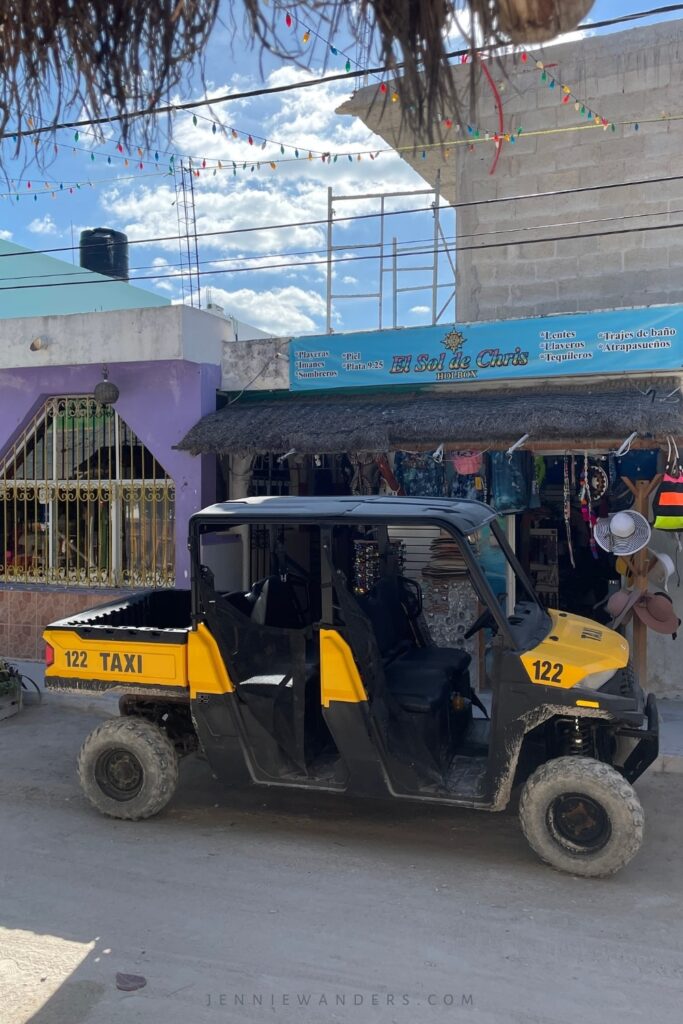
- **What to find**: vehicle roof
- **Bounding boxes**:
[193,496,498,534]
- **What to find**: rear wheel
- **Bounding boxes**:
[519,756,644,877]
[78,717,179,820]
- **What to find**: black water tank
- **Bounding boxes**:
[79,227,129,282]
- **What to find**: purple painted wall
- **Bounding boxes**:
[0,360,220,586]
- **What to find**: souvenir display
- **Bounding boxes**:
[352,539,404,594]
[652,437,683,531]
[422,535,467,579]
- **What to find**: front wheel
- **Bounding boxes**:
[519,756,644,877]
[78,717,179,820]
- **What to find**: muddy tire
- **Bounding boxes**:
[78,717,178,820]
[519,756,644,877]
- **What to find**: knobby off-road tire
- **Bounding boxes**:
[519,756,644,877]
[78,717,179,820]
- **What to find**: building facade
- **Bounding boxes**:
[0,257,265,668]
[338,19,683,323]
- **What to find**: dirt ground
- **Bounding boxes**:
[1,696,682,1024]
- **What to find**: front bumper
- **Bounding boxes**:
[616,693,660,783]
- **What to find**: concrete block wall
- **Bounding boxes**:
[454,21,683,321]
[339,19,683,324]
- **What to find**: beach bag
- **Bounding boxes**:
[488,451,533,513]
[451,451,482,476]
[652,437,683,530]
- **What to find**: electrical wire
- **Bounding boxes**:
[4,215,683,293]
[6,167,683,264]
[0,5,680,141]
[3,201,683,286]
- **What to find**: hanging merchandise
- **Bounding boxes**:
[352,538,404,594]
[451,451,482,476]
[394,451,445,497]
[488,451,533,513]
[353,540,380,594]
[594,510,651,555]
[349,453,380,495]
[606,588,645,629]
[617,448,659,483]
[422,535,467,579]
[579,452,599,558]
[652,437,683,530]
[449,451,486,502]
[563,455,576,569]
[529,455,546,509]
[374,454,405,495]
[648,550,677,592]
[633,591,681,638]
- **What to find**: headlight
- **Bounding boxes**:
[579,669,616,690]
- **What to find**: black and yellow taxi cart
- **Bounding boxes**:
[44,496,659,877]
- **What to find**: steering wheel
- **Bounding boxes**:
[464,608,498,639]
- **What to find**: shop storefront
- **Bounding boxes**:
[180,305,683,697]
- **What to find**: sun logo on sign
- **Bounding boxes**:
[442,329,466,353]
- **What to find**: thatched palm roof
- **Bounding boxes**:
[178,382,683,456]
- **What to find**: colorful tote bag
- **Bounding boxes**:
[652,437,683,530]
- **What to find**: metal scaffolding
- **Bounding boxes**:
[173,160,202,309]
[325,172,455,334]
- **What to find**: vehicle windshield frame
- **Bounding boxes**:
[190,511,552,652]
[475,517,552,650]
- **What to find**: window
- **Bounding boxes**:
[0,396,175,587]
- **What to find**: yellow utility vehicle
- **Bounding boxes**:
[44,497,659,876]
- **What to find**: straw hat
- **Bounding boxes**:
[606,588,643,628]
[594,510,651,556]
[633,591,681,637]
[648,550,676,593]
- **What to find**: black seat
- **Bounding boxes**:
[249,575,307,629]
[384,660,454,713]
[357,578,471,714]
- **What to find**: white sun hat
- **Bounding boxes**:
[594,510,651,556]
[648,550,676,592]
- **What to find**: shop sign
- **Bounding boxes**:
[290,304,683,391]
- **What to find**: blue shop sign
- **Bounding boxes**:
[290,305,683,391]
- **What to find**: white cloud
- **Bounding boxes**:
[198,284,326,334]
[99,64,423,254]
[27,215,58,235]
[410,305,430,315]
[0,229,12,241]
[96,65,432,333]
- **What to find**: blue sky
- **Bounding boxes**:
[0,1,678,335]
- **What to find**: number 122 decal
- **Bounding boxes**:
[531,660,563,683]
